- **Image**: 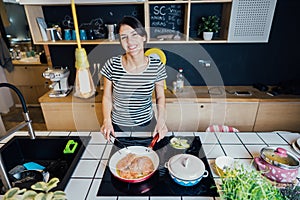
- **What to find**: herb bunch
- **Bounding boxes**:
[219,164,285,200]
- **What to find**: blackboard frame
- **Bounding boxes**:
[149,3,186,40]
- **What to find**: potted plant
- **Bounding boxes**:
[198,15,220,40]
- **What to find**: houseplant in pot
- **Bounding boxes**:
[198,15,220,40]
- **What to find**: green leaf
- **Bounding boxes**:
[34,192,54,200]
[22,190,37,200]
[31,182,48,192]
[45,178,60,193]
[3,187,26,200]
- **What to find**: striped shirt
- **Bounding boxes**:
[101,55,167,127]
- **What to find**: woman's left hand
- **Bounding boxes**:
[154,119,168,141]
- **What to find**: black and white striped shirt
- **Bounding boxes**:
[101,55,167,127]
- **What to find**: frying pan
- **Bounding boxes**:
[108,134,160,183]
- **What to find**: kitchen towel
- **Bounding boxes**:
[206,125,239,132]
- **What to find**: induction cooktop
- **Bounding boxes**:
[97,136,219,197]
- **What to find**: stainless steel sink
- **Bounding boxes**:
[0,136,90,194]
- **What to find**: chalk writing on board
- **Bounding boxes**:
[150,4,184,38]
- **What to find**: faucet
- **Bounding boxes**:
[0,82,36,191]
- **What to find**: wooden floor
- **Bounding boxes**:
[1,106,47,137]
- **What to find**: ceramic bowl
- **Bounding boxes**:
[215,156,235,177]
[165,154,208,186]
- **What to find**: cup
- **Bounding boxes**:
[86,29,95,40]
[80,29,87,40]
[72,30,77,40]
[64,29,71,40]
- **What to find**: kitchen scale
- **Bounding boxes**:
[97,136,218,197]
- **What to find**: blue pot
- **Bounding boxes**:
[165,154,209,187]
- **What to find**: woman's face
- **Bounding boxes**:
[119,24,146,56]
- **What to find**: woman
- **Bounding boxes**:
[100,16,168,141]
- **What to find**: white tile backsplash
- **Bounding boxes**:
[245,144,267,158]
[70,131,90,136]
[86,179,117,200]
[195,132,218,144]
[72,160,99,178]
[257,132,289,144]
[82,144,105,159]
[222,145,252,158]
[90,131,107,144]
[216,132,240,144]
[183,197,214,200]
[102,144,113,159]
[119,197,149,200]
[236,132,265,144]
[49,131,70,136]
[202,144,225,159]
[174,132,194,136]
[65,178,92,200]
[94,160,108,178]
[277,132,300,144]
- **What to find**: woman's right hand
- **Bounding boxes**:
[100,119,114,140]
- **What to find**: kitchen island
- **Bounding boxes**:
[0,131,299,199]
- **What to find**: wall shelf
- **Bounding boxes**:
[21,0,276,45]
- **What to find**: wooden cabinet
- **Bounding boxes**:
[164,101,258,132]
[20,0,277,45]
[38,86,299,132]
[254,102,300,132]
[40,102,102,131]
[5,65,49,105]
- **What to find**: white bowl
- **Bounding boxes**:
[215,156,235,177]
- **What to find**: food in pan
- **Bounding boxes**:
[116,153,154,179]
[170,137,190,149]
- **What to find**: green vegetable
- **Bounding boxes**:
[170,137,190,149]
[219,164,285,200]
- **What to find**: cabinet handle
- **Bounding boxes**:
[200,105,204,108]
[91,104,95,108]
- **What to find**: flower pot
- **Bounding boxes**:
[203,32,213,40]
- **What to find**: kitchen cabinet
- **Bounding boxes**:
[20,0,277,45]
[38,86,300,132]
[254,102,300,132]
[40,102,102,131]
[4,64,49,105]
[164,101,258,132]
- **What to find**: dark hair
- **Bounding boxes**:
[117,16,147,40]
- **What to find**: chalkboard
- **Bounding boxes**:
[149,4,185,39]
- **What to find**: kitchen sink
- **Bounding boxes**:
[0,136,90,194]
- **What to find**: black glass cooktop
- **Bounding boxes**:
[97,136,219,196]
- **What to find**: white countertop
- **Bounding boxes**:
[1,131,299,200]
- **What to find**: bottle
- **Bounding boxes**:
[176,68,184,92]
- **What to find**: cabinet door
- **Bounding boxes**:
[165,103,202,131]
[211,102,258,132]
[254,102,300,132]
[5,66,48,86]
[40,103,102,131]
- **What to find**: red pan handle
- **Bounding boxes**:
[148,133,159,149]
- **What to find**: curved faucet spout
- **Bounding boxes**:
[0,83,35,140]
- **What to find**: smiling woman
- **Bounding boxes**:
[100,16,168,141]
